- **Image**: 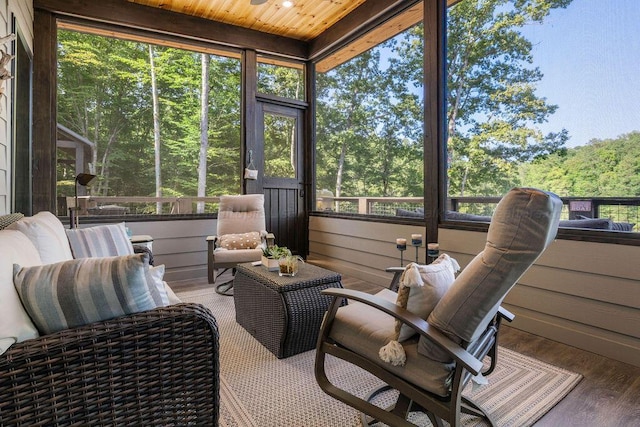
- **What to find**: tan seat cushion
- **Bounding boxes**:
[328,289,452,397]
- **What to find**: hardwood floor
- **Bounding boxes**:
[169,273,640,427]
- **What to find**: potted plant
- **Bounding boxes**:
[261,245,291,271]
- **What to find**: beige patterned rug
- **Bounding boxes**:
[177,288,582,427]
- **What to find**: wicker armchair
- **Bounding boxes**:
[0,303,220,426]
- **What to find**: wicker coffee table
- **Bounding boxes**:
[234,262,342,358]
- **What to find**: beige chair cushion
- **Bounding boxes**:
[328,289,452,397]
[213,247,263,264]
[217,194,266,236]
[419,188,562,362]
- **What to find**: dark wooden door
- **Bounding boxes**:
[256,102,307,256]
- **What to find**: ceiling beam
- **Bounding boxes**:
[307,0,421,61]
[34,0,308,59]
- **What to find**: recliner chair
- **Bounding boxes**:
[206,194,274,295]
[315,187,562,426]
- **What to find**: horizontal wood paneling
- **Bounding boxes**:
[309,216,428,287]
[309,216,640,367]
[89,218,215,281]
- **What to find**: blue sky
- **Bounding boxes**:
[523,0,640,147]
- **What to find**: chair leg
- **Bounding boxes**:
[214,268,234,296]
[461,396,497,426]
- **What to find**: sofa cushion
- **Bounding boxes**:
[446,211,492,222]
[0,230,41,354]
[66,222,134,258]
[6,211,74,263]
[612,221,635,231]
[559,218,612,230]
[13,254,162,335]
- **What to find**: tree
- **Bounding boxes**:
[197,54,210,213]
[148,45,163,213]
[446,0,571,196]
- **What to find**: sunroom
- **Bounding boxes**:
[1,0,639,424]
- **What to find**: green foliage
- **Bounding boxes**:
[446,0,571,196]
[316,28,424,199]
[262,245,291,259]
[57,30,242,201]
[522,132,640,197]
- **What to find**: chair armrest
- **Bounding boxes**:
[0,304,220,426]
[498,305,515,322]
[384,266,405,291]
[321,288,483,375]
[206,235,217,242]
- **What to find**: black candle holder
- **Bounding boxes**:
[411,236,422,264]
[396,242,407,266]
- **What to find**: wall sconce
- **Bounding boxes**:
[70,173,96,229]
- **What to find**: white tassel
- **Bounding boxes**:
[379,340,407,366]
[402,263,423,288]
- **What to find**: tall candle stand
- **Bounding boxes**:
[411,234,422,264]
[396,238,407,266]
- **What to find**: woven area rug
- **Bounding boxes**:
[177,287,582,427]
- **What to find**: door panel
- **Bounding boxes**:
[257,102,306,255]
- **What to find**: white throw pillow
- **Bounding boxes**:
[165,283,182,305]
[6,211,73,263]
[0,230,41,354]
[146,264,170,306]
[396,254,460,341]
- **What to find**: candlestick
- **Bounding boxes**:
[396,238,407,266]
[427,243,439,263]
[411,234,422,263]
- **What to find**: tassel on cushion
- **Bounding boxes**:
[379,340,406,366]
[378,263,423,366]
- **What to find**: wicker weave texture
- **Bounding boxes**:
[0,213,24,230]
[0,303,220,426]
[234,263,342,358]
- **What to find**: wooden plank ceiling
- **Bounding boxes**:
[127,0,368,42]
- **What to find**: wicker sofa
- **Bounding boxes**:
[0,213,220,426]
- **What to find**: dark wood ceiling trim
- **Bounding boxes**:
[307,0,421,61]
[34,0,308,59]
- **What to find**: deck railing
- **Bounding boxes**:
[65,194,639,231]
[316,195,640,231]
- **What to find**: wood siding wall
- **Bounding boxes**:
[0,0,33,215]
[309,215,640,368]
[110,218,215,282]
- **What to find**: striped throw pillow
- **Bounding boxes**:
[13,254,161,335]
[66,223,134,258]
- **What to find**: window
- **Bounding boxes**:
[445,0,640,234]
[257,56,305,101]
[56,28,242,217]
[314,21,424,217]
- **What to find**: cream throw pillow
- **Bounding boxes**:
[0,230,41,354]
[379,254,460,366]
[6,211,73,263]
